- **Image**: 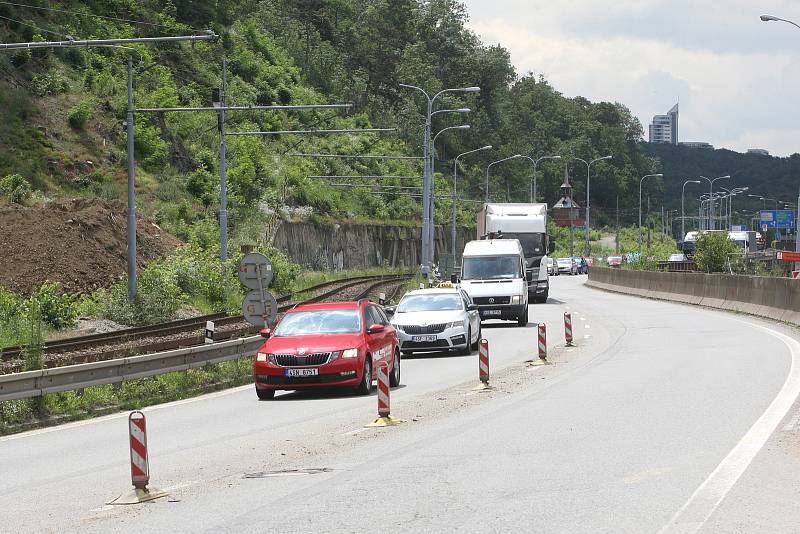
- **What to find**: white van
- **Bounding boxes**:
[460,239,529,326]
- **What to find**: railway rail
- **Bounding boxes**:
[0,274,412,374]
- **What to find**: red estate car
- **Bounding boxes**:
[253,300,400,400]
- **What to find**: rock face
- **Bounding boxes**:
[271,221,474,271]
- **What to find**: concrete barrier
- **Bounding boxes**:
[587,267,800,328]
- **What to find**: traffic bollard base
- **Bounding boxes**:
[107,486,168,505]
[365,415,405,428]
[472,382,492,391]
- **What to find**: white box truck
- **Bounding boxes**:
[476,203,554,303]
[460,238,529,326]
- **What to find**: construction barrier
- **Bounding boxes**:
[564,313,574,346]
[538,323,547,360]
[479,339,489,383]
[377,361,390,418]
[129,411,149,489]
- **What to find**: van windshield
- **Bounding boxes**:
[462,255,521,280]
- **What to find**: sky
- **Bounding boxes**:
[461,0,800,157]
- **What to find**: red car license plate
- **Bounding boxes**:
[285,368,319,377]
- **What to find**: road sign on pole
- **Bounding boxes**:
[242,289,278,327]
[237,253,274,289]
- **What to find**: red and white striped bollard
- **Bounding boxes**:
[479,339,489,384]
[538,323,547,360]
[564,312,574,346]
[129,411,149,490]
[377,361,391,418]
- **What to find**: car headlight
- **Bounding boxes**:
[511,295,521,304]
[341,348,359,358]
[256,352,270,362]
[393,324,404,333]
[446,321,463,330]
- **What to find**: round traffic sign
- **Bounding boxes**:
[242,289,279,327]
[237,252,274,290]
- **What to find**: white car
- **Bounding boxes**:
[389,287,481,355]
[556,257,578,275]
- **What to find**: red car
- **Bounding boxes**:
[253,300,400,400]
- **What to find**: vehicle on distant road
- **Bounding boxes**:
[572,256,589,274]
[253,300,399,400]
[389,287,481,356]
[607,255,624,267]
[585,257,594,267]
[557,257,578,275]
[461,238,529,326]
[668,253,688,262]
[546,257,559,276]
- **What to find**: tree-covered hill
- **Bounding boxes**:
[0,0,661,242]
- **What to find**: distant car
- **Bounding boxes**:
[557,257,578,275]
[253,300,399,400]
[668,253,688,262]
[585,257,594,267]
[390,287,481,356]
[546,257,559,276]
[607,255,624,267]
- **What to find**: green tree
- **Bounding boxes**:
[694,232,737,273]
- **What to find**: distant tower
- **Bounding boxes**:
[649,102,679,145]
[552,166,582,228]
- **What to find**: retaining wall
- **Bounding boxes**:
[587,267,800,327]
[271,221,472,271]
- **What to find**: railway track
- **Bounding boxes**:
[0,274,412,373]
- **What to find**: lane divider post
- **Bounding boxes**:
[365,361,404,427]
[473,338,492,390]
[538,323,548,361]
[107,411,168,505]
[564,312,574,346]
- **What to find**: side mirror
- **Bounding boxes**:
[259,328,271,339]
[384,306,396,316]
[367,323,385,334]
[467,304,479,311]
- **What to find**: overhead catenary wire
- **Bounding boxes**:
[289,153,423,160]
[0,1,194,30]
[0,13,70,38]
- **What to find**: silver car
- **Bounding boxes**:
[389,287,481,355]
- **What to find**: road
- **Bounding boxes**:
[3,275,800,533]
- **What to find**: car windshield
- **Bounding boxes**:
[397,294,462,313]
[462,255,521,280]
[557,258,571,264]
[273,309,361,336]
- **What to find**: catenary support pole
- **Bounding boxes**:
[126,56,137,302]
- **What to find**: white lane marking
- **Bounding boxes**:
[585,324,591,329]
[659,322,800,534]
[580,317,586,322]
[584,335,591,339]
[0,385,253,442]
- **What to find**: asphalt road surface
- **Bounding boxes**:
[3,274,800,533]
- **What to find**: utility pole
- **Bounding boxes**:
[615,195,620,254]
[218,59,228,263]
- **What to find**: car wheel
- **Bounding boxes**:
[459,327,472,355]
[256,387,275,400]
[471,326,481,350]
[389,350,400,387]
[355,356,372,395]
[517,305,529,327]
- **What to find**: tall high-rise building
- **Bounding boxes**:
[648,103,679,145]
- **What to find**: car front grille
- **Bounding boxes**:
[402,340,450,349]
[273,353,333,367]
[401,323,447,334]
[473,296,510,305]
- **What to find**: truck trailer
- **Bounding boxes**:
[476,203,554,303]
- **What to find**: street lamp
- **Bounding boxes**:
[638,173,664,254]
[698,175,730,229]
[399,83,480,275]
[575,156,612,256]
[431,124,470,264]
[682,180,701,243]
[485,154,523,202]
[760,14,800,29]
[452,145,492,260]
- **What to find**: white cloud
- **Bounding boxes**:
[462,1,800,156]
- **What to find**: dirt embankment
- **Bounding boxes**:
[0,198,181,295]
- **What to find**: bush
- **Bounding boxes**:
[100,262,184,326]
[0,174,32,204]
[29,282,79,329]
[67,101,92,129]
[31,72,68,97]
[694,232,737,273]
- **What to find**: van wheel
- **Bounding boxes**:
[517,305,529,327]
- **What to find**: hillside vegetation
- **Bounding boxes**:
[0,0,659,238]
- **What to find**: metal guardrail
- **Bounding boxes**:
[0,335,263,402]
